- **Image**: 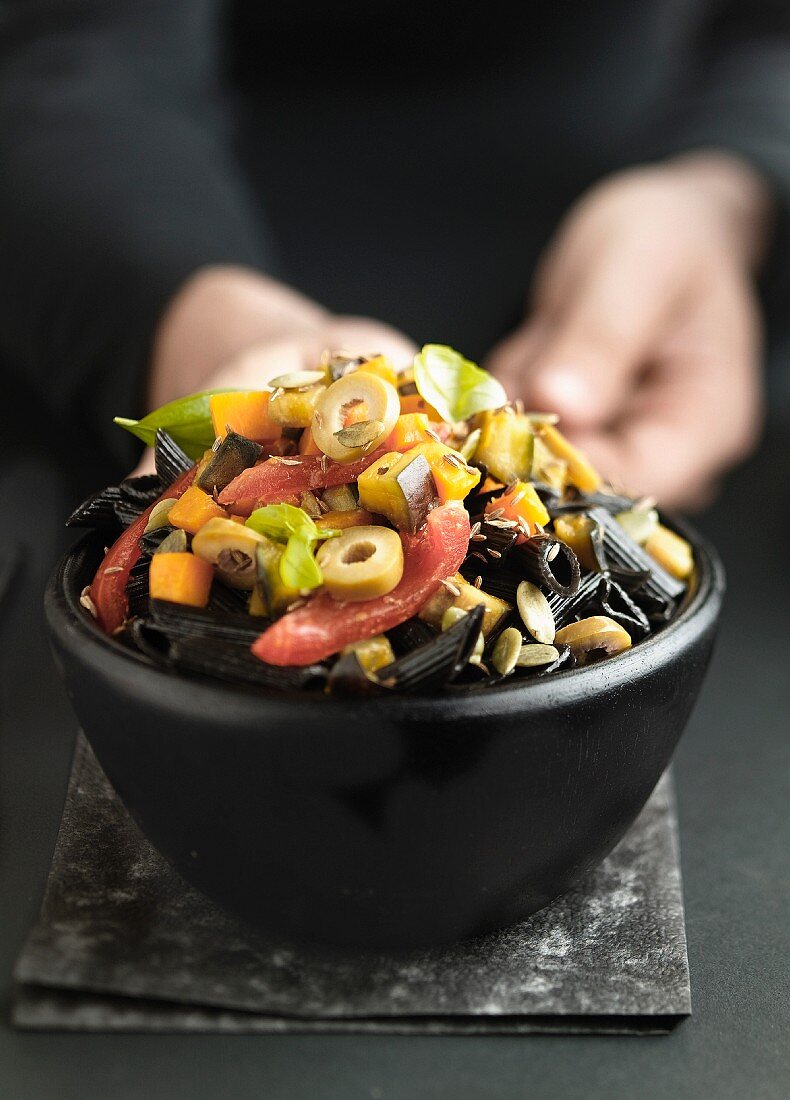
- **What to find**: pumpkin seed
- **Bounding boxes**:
[268,369,326,390]
[441,606,468,631]
[516,579,556,644]
[144,498,176,533]
[491,627,523,676]
[516,643,560,668]
[468,630,485,665]
[615,508,659,546]
[460,428,481,462]
[334,419,386,450]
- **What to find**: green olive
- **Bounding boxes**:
[316,525,403,601]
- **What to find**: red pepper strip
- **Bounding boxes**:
[88,467,197,634]
[251,504,471,666]
[217,448,395,515]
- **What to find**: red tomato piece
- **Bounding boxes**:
[218,448,390,515]
[88,467,197,634]
[251,504,471,666]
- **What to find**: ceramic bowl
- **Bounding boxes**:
[45,522,723,948]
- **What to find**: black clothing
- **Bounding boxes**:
[2,1,789,473]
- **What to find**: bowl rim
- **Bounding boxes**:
[46,514,725,722]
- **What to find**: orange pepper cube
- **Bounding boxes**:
[486,481,550,534]
[209,391,281,442]
[384,413,433,451]
[149,552,213,607]
[357,354,398,387]
[399,393,442,421]
[167,486,226,535]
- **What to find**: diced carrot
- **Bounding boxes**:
[315,508,375,533]
[298,426,323,455]
[485,481,549,539]
[149,553,213,608]
[399,393,442,421]
[168,486,226,535]
[209,391,282,442]
[357,355,398,387]
[384,413,433,451]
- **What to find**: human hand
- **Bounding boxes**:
[133,265,415,473]
[485,153,772,507]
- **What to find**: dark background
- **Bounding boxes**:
[1,0,789,1094]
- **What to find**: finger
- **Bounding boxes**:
[130,447,157,478]
[570,326,761,506]
[520,249,682,430]
[484,322,551,404]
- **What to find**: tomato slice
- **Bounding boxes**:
[252,504,471,666]
[218,437,446,516]
[88,467,196,634]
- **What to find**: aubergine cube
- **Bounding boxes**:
[196,431,263,494]
[358,449,437,533]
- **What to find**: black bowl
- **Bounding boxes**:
[45,522,723,949]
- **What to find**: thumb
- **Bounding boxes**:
[523,264,671,429]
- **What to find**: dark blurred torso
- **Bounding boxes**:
[227,1,698,354]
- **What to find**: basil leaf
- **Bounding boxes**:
[246,503,317,543]
[113,389,241,460]
[280,533,323,590]
[413,344,506,423]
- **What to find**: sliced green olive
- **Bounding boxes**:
[554,615,631,666]
[191,517,271,590]
[316,525,404,601]
[311,373,400,462]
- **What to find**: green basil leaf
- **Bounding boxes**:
[113,389,241,460]
[280,533,323,590]
[246,503,318,543]
[413,344,507,423]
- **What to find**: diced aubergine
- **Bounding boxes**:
[196,431,264,495]
[357,449,437,533]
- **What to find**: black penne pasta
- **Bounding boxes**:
[126,556,151,618]
[546,571,602,629]
[458,553,522,605]
[66,486,123,532]
[325,652,383,696]
[545,488,634,517]
[137,526,175,555]
[172,638,324,690]
[386,617,436,657]
[469,517,521,563]
[120,474,164,507]
[586,507,686,603]
[597,578,651,641]
[518,536,580,598]
[149,598,263,645]
[154,429,193,485]
[208,581,254,616]
[376,605,484,693]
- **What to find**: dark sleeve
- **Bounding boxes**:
[0,0,275,468]
[632,1,790,321]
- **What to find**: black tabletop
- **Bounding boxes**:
[1,424,788,1100]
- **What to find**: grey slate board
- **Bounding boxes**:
[12,733,690,1034]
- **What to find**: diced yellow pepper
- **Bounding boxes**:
[536,423,601,493]
[644,523,694,580]
[419,574,510,637]
[474,409,534,484]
